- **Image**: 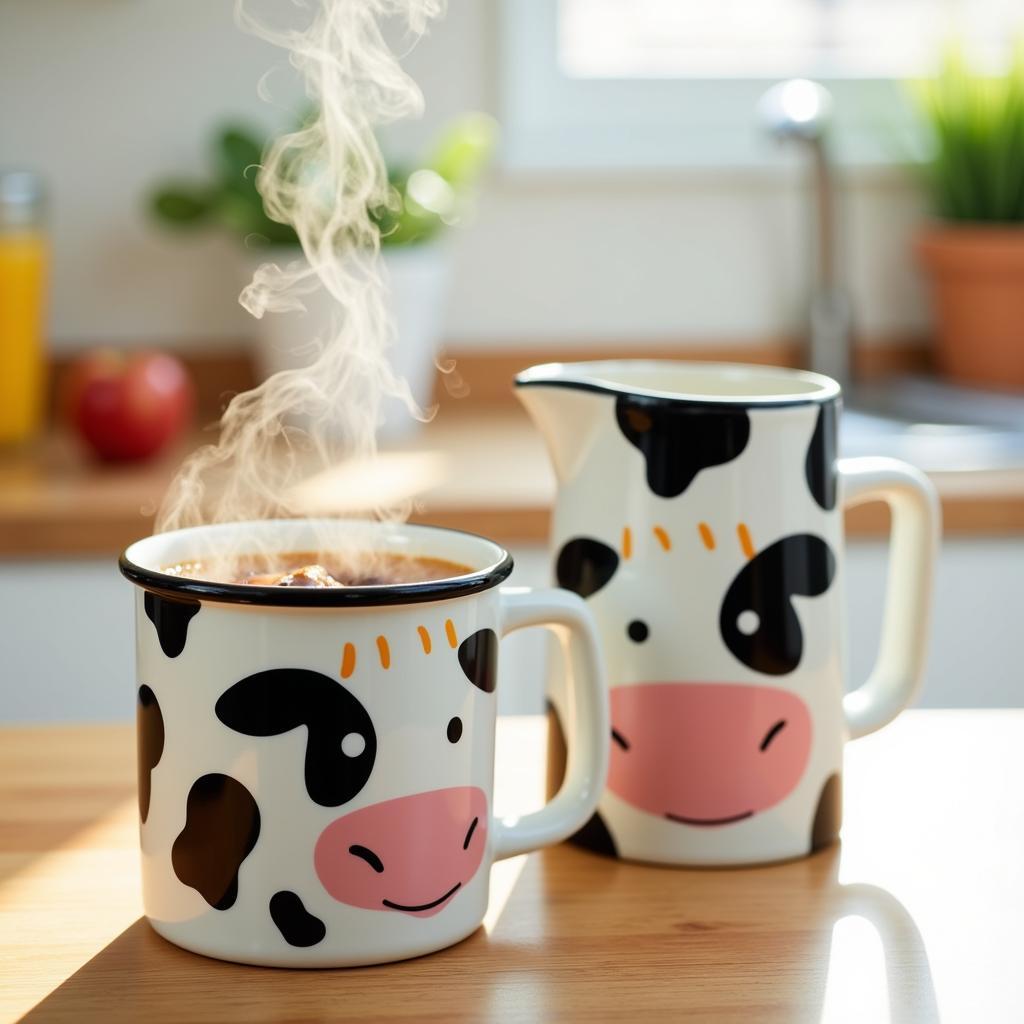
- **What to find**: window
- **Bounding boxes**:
[500,0,1023,170]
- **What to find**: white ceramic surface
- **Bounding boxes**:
[517,361,939,867]
[120,519,607,967]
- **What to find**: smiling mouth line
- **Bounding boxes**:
[665,811,754,827]
[382,882,462,913]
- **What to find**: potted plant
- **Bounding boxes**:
[150,112,497,434]
[912,45,1024,389]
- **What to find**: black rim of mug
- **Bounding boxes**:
[119,526,515,608]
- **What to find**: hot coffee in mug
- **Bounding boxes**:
[120,519,608,967]
[517,361,939,867]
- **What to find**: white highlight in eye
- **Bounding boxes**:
[737,610,760,635]
[341,733,366,758]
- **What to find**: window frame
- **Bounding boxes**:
[498,0,922,174]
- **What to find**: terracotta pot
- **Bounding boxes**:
[916,225,1024,390]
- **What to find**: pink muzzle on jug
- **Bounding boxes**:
[607,683,812,826]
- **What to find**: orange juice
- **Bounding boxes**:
[0,170,47,445]
[0,230,47,444]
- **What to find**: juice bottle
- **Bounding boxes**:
[0,170,47,445]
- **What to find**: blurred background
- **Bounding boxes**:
[1,0,1022,721]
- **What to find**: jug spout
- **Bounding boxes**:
[515,363,610,484]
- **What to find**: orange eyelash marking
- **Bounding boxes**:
[445,619,458,648]
[417,625,432,654]
[622,526,633,560]
[698,523,716,550]
[340,642,356,679]
[376,635,391,670]
[737,523,756,560]
[652,525,671,551]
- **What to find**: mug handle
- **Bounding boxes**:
[839,456,941,739]
[491,586,609,861]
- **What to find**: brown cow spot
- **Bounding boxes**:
[136,685,164,824]
[172,774,260,910]
[811,772,842,851]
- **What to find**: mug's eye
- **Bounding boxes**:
[340,732,366,758]
[737,610,760,636]
[446,716,463,743]
[627,619,649,643]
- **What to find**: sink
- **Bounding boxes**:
[840,376,1024,472]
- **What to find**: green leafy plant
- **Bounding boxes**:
[150,112,497,247]
[910,44,1024,222]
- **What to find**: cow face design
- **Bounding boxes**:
[314,785,487,917]
[215,668,379,808]
[719,534,836,676]
[608,682,812,826]
[153,615,499,948]
[522,368,844,864]
[555,520,836,850]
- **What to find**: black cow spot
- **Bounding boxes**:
[144,592,201,658]
[269,891,326,947]
[136,684,164,824]
[458,629,498,694]
[216,670,376,808]
[571,811,619,859]
[805,403,838,511]
[720,533,836,676]
[615,396,750,498]
[172,774,260,911]
[811,773,842,851]
[556,538,619,598]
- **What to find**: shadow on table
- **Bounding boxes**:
[22,846,938,1024]
[0,730,135,887]
[0,791,133,887]
[22,917,502,1023]
[483,843,940,1023]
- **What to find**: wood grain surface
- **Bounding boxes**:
[1,406,1022,557]
[2,712,1021,1022]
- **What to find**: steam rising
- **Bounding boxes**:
[156,0,444,549]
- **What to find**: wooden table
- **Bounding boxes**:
[2,712,1021,1022]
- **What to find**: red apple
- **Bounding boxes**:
[63,349,194,461]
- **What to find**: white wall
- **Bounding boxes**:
[1,0,929,353]
[1,539,1019,724]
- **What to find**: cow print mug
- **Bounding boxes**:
[517,360,940,867]
[119,519,608,967]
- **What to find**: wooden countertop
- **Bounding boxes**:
[2,711,1021,1022]
[1,407,1023,557]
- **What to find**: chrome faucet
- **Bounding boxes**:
[759,79,853,387]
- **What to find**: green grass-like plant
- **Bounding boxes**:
[150,112,497,248]
[910,44,1024,223]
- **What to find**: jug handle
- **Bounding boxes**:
[839,457,940,739]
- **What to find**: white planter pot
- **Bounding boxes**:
[249,245,451,440]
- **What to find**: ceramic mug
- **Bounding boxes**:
[119,519,608,967]
[517,361,939,867]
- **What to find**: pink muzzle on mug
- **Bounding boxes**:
[608,683,812,825]
[314,786,488,917]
